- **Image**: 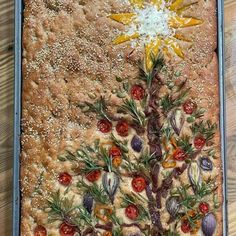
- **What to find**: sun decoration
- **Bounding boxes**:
[109,0,203,71]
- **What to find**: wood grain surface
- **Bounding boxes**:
[0,0,235,235]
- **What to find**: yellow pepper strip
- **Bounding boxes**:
[190,220,201,234]
[150,0,163,9]
[165,39,184,59]
[130,0,144,8]
[162,46,172,58]
[113,33,139,45]
[169,0,184,11]
[173,33,191,42]
[169,16,203,28]
[94,205,113,222]
[162,160,177,169]
[100,141,113,148]
[176,2,199,14]
[109,13,136,25]
[145,37,161,71]
[170,136,178,149]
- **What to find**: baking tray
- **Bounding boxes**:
[13,0,227,235]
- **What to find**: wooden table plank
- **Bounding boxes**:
[0,0,235,235]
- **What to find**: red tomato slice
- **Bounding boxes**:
[34,225,47,236]
[131,84,145,100]
[125,204,139,220]
[194,136,206,150]
[58,172,72,186]
[116,120,129,137]
[59,222,76,236]
[173,148,187,161]
[109,146,121,157]
[85,170,101,182]
[181,220,191,233]
[182,100,197,115]
[97,119,112,133]
[132,176,146,192]
[199,202,209,214]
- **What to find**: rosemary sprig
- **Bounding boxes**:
[113,227,123,236]
[139,149,156,167]
[177,135,194,155]
[47,191,77,223]
[161,125,173,141]
[58,150,77,162]
[187,108,206,123]
[160,88,190,114]
[84,96,112,122]
[76,147,102,174]
[77,180,109,204]
[111,133,129,153]
[190,120,217,141]
[119,99,146,127]
[196,176,218,198]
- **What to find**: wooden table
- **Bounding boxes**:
[0,0,235,235]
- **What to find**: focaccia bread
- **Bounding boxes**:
[21,0,223,235]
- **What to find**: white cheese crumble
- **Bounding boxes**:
[126,3,175,45]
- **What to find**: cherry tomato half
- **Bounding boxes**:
[173,148,187,161]
[109,146,121,157]
[58,172,72,186]
[97,119,112,133]
[34,225,47,236]
[116,120,129,137]
[182,100,197,115]
[194,136,206,150]
[85,170,101,182]
[132,176,146,192]
[181,220,191,233]
[59,222,76,236]
[125,204,139,220]
[131,84,145,100]
[199,202,209,214]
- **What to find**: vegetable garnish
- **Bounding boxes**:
[131,176,147,193]
[58,172,72,186]
[131,84,145,100]
[97,119,112,133]
[34,225,47,236]
[59,222,76,236]
[115,120,129,137]
[50,53,220,235]
[125,205,139,220]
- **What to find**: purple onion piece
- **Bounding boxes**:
[102,172,120,203]
[200,157,213,171]
[131,135,143,152]
[166,196,180,218]
[170,109,185,136]
[202,213,217,236]
[83,193,93,214]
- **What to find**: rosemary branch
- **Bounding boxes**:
[190,120,217,141]
[77,180,109,204]
[119,99,146,127]
[84,96,112,122]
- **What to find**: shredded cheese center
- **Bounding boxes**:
[127,4,175,45]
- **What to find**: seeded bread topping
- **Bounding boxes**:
[21,0,222,235]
